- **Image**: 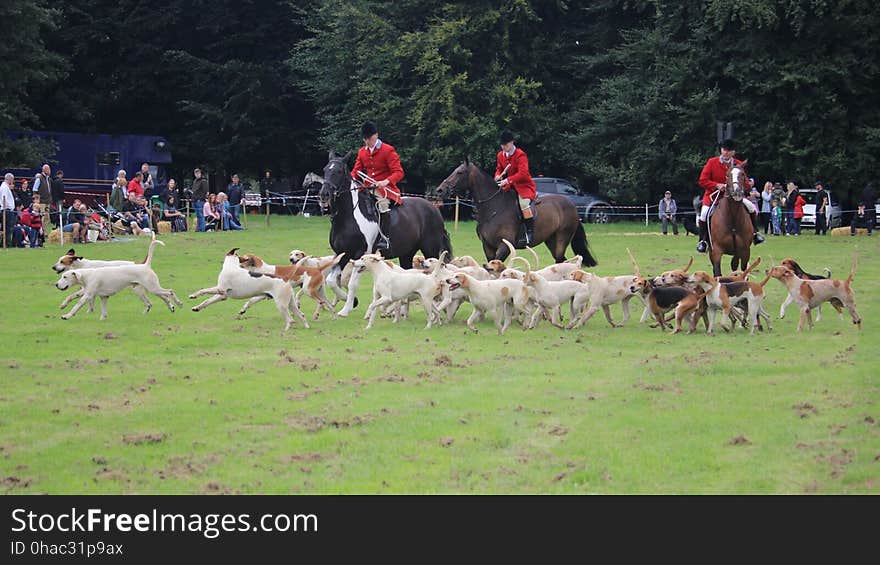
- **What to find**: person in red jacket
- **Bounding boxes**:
[351,121,404,255]
[695,138,764,253]
[127,172,145,199]
[495,129,537,244]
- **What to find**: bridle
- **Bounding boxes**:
[440,163,503,204]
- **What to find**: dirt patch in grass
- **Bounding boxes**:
[634,380,682,394]
[122,432,167,445]
[548,425,568,436]
[286,413,374,432]
[727,435,751,446]
[440,437,454,447]
[104,332,117,340]
[818,448,854,479]
[792,402,819,418]
[2,476,31,491]
[288,452,325,462]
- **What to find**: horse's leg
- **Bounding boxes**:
[710,247,722,278]
[399,252,415,270]
[483,239,498,262]
[730,255,738,273]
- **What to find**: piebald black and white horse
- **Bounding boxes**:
[320,150,452,316]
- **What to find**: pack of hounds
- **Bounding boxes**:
[51,234,861,335]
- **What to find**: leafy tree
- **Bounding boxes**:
[0,0,66,166]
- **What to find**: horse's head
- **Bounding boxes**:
[320,150,353,210]
[726,161,749,202]
[436,158,473,199]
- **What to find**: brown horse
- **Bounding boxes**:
[709,163,752,277]
[436,159,597,265]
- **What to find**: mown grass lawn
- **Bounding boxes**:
[1,214,877,494]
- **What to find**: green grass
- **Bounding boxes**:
[1,215,878,494]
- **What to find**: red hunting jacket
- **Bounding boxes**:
[495,147,536,200]
[698,156,745,206]
[351,141,404,204]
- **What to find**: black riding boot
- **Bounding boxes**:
[375,211,392,256]
[751,213,765,244]
[696,220,709,253]
[524,217,535,245]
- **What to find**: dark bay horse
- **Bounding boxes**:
[320,150,452,315]
[436,159,597,265]
[708,163,753,277]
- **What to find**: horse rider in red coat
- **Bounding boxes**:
[495,129,538,244]
[351,120,404,255]
[696,138,764,253]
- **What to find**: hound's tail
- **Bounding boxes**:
[823,267,832,278]
[847,252,858,284]
[742,256,761,278]
[758,272,772,288]
[318,253,345,275]
[140,232,165,267]
[571,223,597,267]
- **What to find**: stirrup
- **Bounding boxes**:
[753,232,765,245]
[696,240,708,253]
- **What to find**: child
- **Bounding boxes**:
[771,199,782,235]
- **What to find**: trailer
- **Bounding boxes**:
[5,130,172,207]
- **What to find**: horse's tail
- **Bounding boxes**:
[439,228,453,261]
[571,223,597,267]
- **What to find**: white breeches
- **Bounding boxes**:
[700,199,756,222]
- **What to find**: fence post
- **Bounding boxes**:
[645,203,649,227]
[266,196,271,227]
[2,196,7,249]
[454,196,460,232]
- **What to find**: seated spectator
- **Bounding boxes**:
[163,195,188,232]
[851,202,873,236]
[63,198,90,243]
[109,175,127,212]
[161,179,179,204]
[89,210,111,241]
[19,194,45,247]
[203,193,221,231]
[127,172,145,199]
[216,192,243,230]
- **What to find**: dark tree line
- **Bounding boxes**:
[2,0,878,205]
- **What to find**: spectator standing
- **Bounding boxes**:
[792,189,806,236]
[14,178,31,209]
[227,174,243,224]
[814,182,829,235]
[850,202,873,235]
[784,182,798,235]
[658,190,678,235]
[50,170,66,228]
[161,179,178,204]
[139,163,154,198]
[1,173,17,245]
[33,164,51,203]
[771,199,782,235]
[109,176,126,212]
[760,181,772,234]
[259,170,274,212]
[861,183,876,225]
[192,168,209,232]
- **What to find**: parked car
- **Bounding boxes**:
[798,188,842,228]
[533,177,615,223]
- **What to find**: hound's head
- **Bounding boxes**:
[450,255,479,268]
[685,270,715,289]
[444,273,468,291]
[766,265,795,281]
[289,249,307,264]
[780,258,804,275]
[652,257,693,286]
[411,255,426,270]
[483,259,506,277]
[237,254,264,269]
[628,275,652,295]
[52,249,83,273]
[354,253,384,273]
[55,270,80,291]
[500,268,524,281]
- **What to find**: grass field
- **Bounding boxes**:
[1,214,877,494]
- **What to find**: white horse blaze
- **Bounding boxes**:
[337,181,379,317]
